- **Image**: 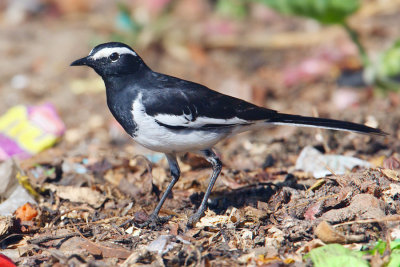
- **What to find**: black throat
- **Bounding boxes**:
[103,74,142,138]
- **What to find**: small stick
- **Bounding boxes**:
[334,215,400,228]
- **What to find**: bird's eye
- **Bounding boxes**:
[109,52,120,62]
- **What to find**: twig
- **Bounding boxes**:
[40,215,133,233]
[334,215,400,228]
[29,233,80,245]
[70,220,123,252]
[307,179,326,193]
[323,163,337,177]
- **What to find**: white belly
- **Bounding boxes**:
[131,95,228,153]
[133,127,226,153]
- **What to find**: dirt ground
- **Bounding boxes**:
[1,1,400,266]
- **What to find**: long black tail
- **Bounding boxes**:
[268,113,387,136]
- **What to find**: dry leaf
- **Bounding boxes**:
[195,210,230,227]
[44,184,106,208]
[0,216,13,239]
[80,240,132,259]
[383,156,400,170]
[315,221,346,244]
[381,169,400,181]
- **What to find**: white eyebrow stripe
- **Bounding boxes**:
[90,47,137,60]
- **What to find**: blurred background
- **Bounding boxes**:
[0,0,399,162]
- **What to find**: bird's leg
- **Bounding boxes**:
[139,153,180,227]
[187,149,222,227]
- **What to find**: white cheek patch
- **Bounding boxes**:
[90,47,137,60]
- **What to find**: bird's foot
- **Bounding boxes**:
[186,211,203,228]
[137,214,172,228]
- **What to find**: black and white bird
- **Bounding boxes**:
[71,42,386,226]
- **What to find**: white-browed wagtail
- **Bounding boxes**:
[71,42,386,227]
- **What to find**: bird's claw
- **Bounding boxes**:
[137,214,172,228]
[186,212,202,228]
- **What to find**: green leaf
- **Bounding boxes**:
[305,244,369,267]
[388,249,400,267]
[369,239,387,255]
[368,39,400,92]
[216,0,248,18]
[378,39,400,78]
[390,239,400,250]
[255,0,360,24]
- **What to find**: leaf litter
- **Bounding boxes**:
[2,140,399,266]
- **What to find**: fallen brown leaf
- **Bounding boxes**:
[381,169,400,181]
[315,221,346,244]
[44,184,106,208]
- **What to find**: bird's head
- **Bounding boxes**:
[70,42,146,77]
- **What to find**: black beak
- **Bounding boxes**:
[70,56,90,66]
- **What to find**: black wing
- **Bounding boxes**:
[139,72,386,135]
[140,73,277,129]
